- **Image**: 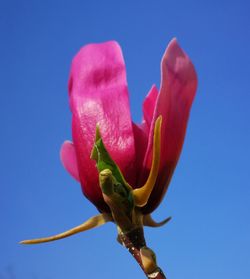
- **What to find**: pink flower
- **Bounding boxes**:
[20,39,197,269]
[60,38,197,214]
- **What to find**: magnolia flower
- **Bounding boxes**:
[21,38,197,277]
[60,37,196,212]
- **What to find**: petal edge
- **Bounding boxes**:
[60,140,80,182]
[142,38,198,213]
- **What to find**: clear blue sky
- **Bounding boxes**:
[1,0,250,278]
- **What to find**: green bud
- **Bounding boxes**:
[140,246,157,274]
[99,169,114,196]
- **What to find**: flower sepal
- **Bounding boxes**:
[92,116,163,233]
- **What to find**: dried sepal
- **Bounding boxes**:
[143,214,171,227]
[20,213,112,244]
[133,115,162,207]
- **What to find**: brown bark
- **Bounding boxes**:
[118,228,167,279]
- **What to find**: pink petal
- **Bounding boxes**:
[60,141,80,182]
[69,41,136,212]
[142,38,198,214]
[142,84,158,133]
[132,122,148,183]
[132,85,158,185]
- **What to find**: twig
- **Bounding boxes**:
[118,228,167,279]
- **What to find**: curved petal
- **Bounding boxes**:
[142,38,198,214]
[132,85,158,185]
[142,84,158,133]
[60,140,80,181]
[69,41,136,212]
[132,122,147,184]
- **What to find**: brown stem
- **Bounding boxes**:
[118,228,167,279]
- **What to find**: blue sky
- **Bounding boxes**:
[1,0,250,278]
